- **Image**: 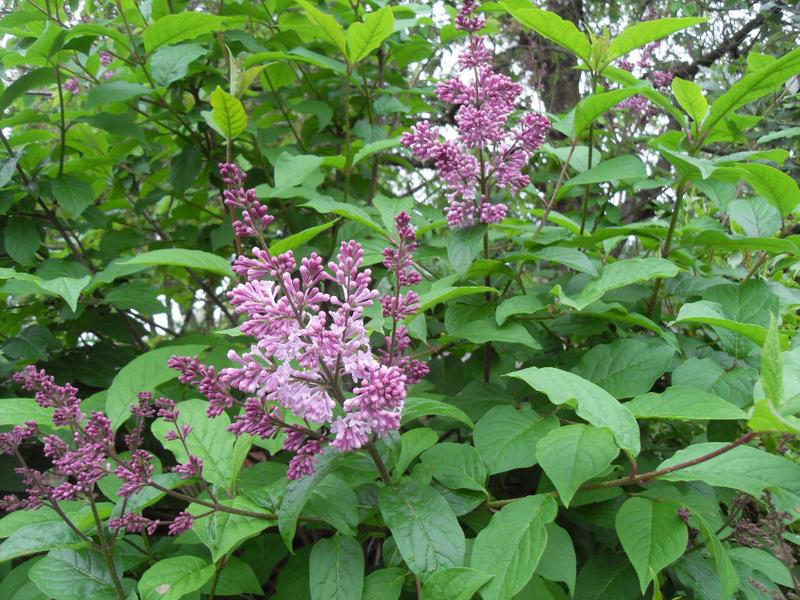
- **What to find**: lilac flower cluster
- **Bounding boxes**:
[4,368,204,538]
[169,165,428,478]
[379,213,429,384]
[402,0,551,229]
[617,40,674,119]
[220,162,275,239]
[63,78,81,94]
[1,366,111,510]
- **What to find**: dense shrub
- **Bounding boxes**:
[0,0,798,598]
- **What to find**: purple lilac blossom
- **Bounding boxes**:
[220,162,275,239]
[168,168,430,478]
[63,78,80,94]
[379,212,429,384]
[109,513,160,535]
[4,369,200,537]
[402,1,550,229]
[168,511,194,535]
[614,40,672,119]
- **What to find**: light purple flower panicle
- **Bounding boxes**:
[169,167,430,479]
[402,0,551,229]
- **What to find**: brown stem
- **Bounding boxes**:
[536,137,578,235]
[487,432,760,508]
[365,441,393,486]
[89,497,127,600]
[744,252,769,281]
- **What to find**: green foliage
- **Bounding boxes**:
[615,497,688,592]
[1,1,799,599]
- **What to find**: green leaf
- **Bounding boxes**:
[309,535,364,600]
[671,301,771,347]
[378,480,465,576]
[727,197,781,238]
[272,153,325,189]
[85,81,151,108]
[627,387,747,421]
[209,85,248,140]
[149,43,207,87]
[738,163,800,218]
[414,285,496,316]
[680,229,800,256]
[421,443,487,492]
[0,67,55,113]
[671,77,708,124]
[572,338,675,399]
[556,257,679,311]
[38,275,91,312]
[80,112,144,141]
[4,217,40,265]
[499,0,591,61]
[0,398,53,427]
[362,568,405,600]
[693,515,739,598]
[470,495,557,600]
[749,320,800,434]
[658,147,717,179]
[474,405,558,474]
[507,367,641,454]
[574,88,640,136]
[51,176,93,216]
[170,145,202,193]
[514,575,568,599]
[352,137,402,167]
[269,220,337,255]
[523,247,598,276]
[394,428,438,477]
[703,46,800,136]
[120,249,233,277]
[29,548,119,600]
[557,155,647,198]
[0,153,20,189]
[535,523,577,596]
[143,13,234,53]
[152,399,241,488]
[200,557,262,596]
[615,497,688,592]
[574,554,639,600]
[346,7,394,64]
[0,522,81,562]
[657,443,800,497]
[536,424,619,506]
[305,473,359,535]
[495,294,547,326]
[445,303,540,348]
[0,558,48,600]
[278,452,341,550]
[608,18,707,62]
[447,226,485,275]
[758,126,800,144]
[728,547,792,588]
[103,282,165,315]
[138,556,215,600]
[1,325,55,362]
[105,344,208,430]
[294,0,347,54]
[401,397,474,428]
[423,567,493,600]
[301,196,386,236]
